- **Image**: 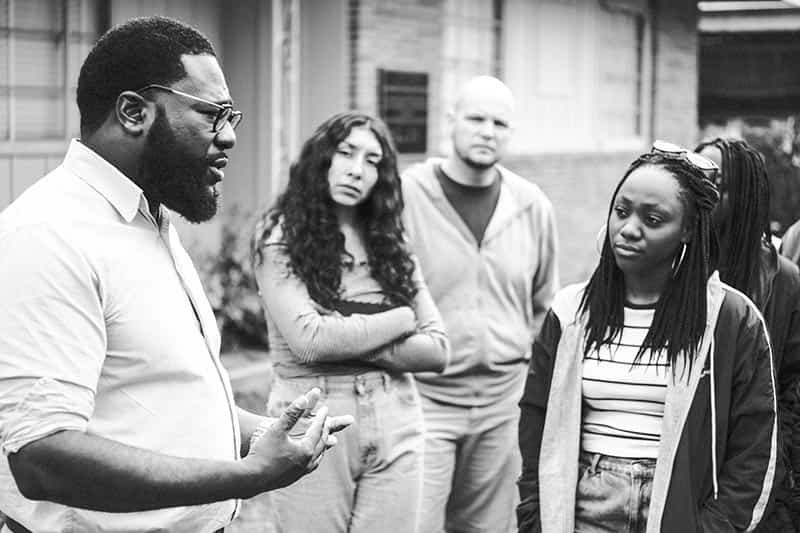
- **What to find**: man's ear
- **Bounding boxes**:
[445,107,457,130]
[115,91,151,136]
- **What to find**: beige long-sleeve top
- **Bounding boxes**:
[255,225,449,378]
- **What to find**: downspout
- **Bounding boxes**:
[649,0,658,144]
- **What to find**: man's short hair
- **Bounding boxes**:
[77,15,216,136]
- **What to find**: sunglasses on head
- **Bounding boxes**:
[651,140,719,179]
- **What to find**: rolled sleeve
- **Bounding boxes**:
[0,225,105,453]
[1,377,94,454]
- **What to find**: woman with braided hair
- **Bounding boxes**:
[695,137,800,531]
[517,143,778,532]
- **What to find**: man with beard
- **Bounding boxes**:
[0,16,351,533]
[400,76,559,533]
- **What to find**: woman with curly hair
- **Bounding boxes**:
[252,111,449,532]
[695,137,800,531]
[517,143,777,532]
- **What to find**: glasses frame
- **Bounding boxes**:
[136,83,243,132]
[651,139,719,179]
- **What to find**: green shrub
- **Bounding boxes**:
[194,209,269,352]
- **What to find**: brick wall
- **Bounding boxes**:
[355,0,444,153]
[508,2,700,286]
[369,0,699,287]
[503,152,639,285]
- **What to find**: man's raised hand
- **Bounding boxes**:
[242,388,353,493]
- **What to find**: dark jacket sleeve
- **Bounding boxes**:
[775,263,800,527]
[754,257,800,532]
[517,309,562,533]
[700,302,777,531]
[774,261,800,486]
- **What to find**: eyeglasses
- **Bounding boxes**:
[136,84,243,132]
[651,140,719,178]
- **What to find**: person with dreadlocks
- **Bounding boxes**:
[695,137,800,531]
[251,111,449,532]
[517,142,778,532]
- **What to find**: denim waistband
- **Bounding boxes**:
[579,449,656,476]
[273,370,410,395]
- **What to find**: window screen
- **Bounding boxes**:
[0,0,107,140]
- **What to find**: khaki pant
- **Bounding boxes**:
[418,396,521,533]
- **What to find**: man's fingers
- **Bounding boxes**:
[324,434,338,449]
[308,453,324,472]
[276,390,314,432]
[328,415,354,434]
[311,416,332,458]
[304,388,321,412]
[301,405,328,447]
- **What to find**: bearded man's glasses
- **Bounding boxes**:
[136,84,243,133]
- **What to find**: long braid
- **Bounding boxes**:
[695,138,771,304]
[580,153,720,377]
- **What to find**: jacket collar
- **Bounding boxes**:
[413,157,537,244]
[755,243,779,309]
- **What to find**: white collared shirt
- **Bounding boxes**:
[0,140,240,532]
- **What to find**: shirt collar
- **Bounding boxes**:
[61,139,147,224]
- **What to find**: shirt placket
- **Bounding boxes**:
[156,210,221,356]
[153,209,242,520]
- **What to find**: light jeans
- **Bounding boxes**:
[574,451,656,533]
[418,395,521,533]
[262,371,424,533]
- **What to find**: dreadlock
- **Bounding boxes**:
[580,153,720,377]
[694,138,771,305]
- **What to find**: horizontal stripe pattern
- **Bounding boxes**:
[582,305,667,458]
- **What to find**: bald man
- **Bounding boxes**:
[401,76,559,532]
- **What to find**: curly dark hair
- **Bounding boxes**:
[77,16,215,136]
[252,112,417,309]
[581,152,720,376]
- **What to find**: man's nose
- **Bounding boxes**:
[478,119,495,137]
[214,121,236,149]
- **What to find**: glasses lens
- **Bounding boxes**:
[229,111,243,130]
[685,151,718,171]
[213,107,232,132]
[652,140,684,154]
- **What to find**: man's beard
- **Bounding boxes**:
[141,112,219,223]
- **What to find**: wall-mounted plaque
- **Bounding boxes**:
[377,69,428,154]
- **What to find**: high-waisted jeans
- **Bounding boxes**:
[574,450,656,533]
[262,371,424,533]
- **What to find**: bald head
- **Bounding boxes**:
[447,76,515,174]
[453,76,515,117]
